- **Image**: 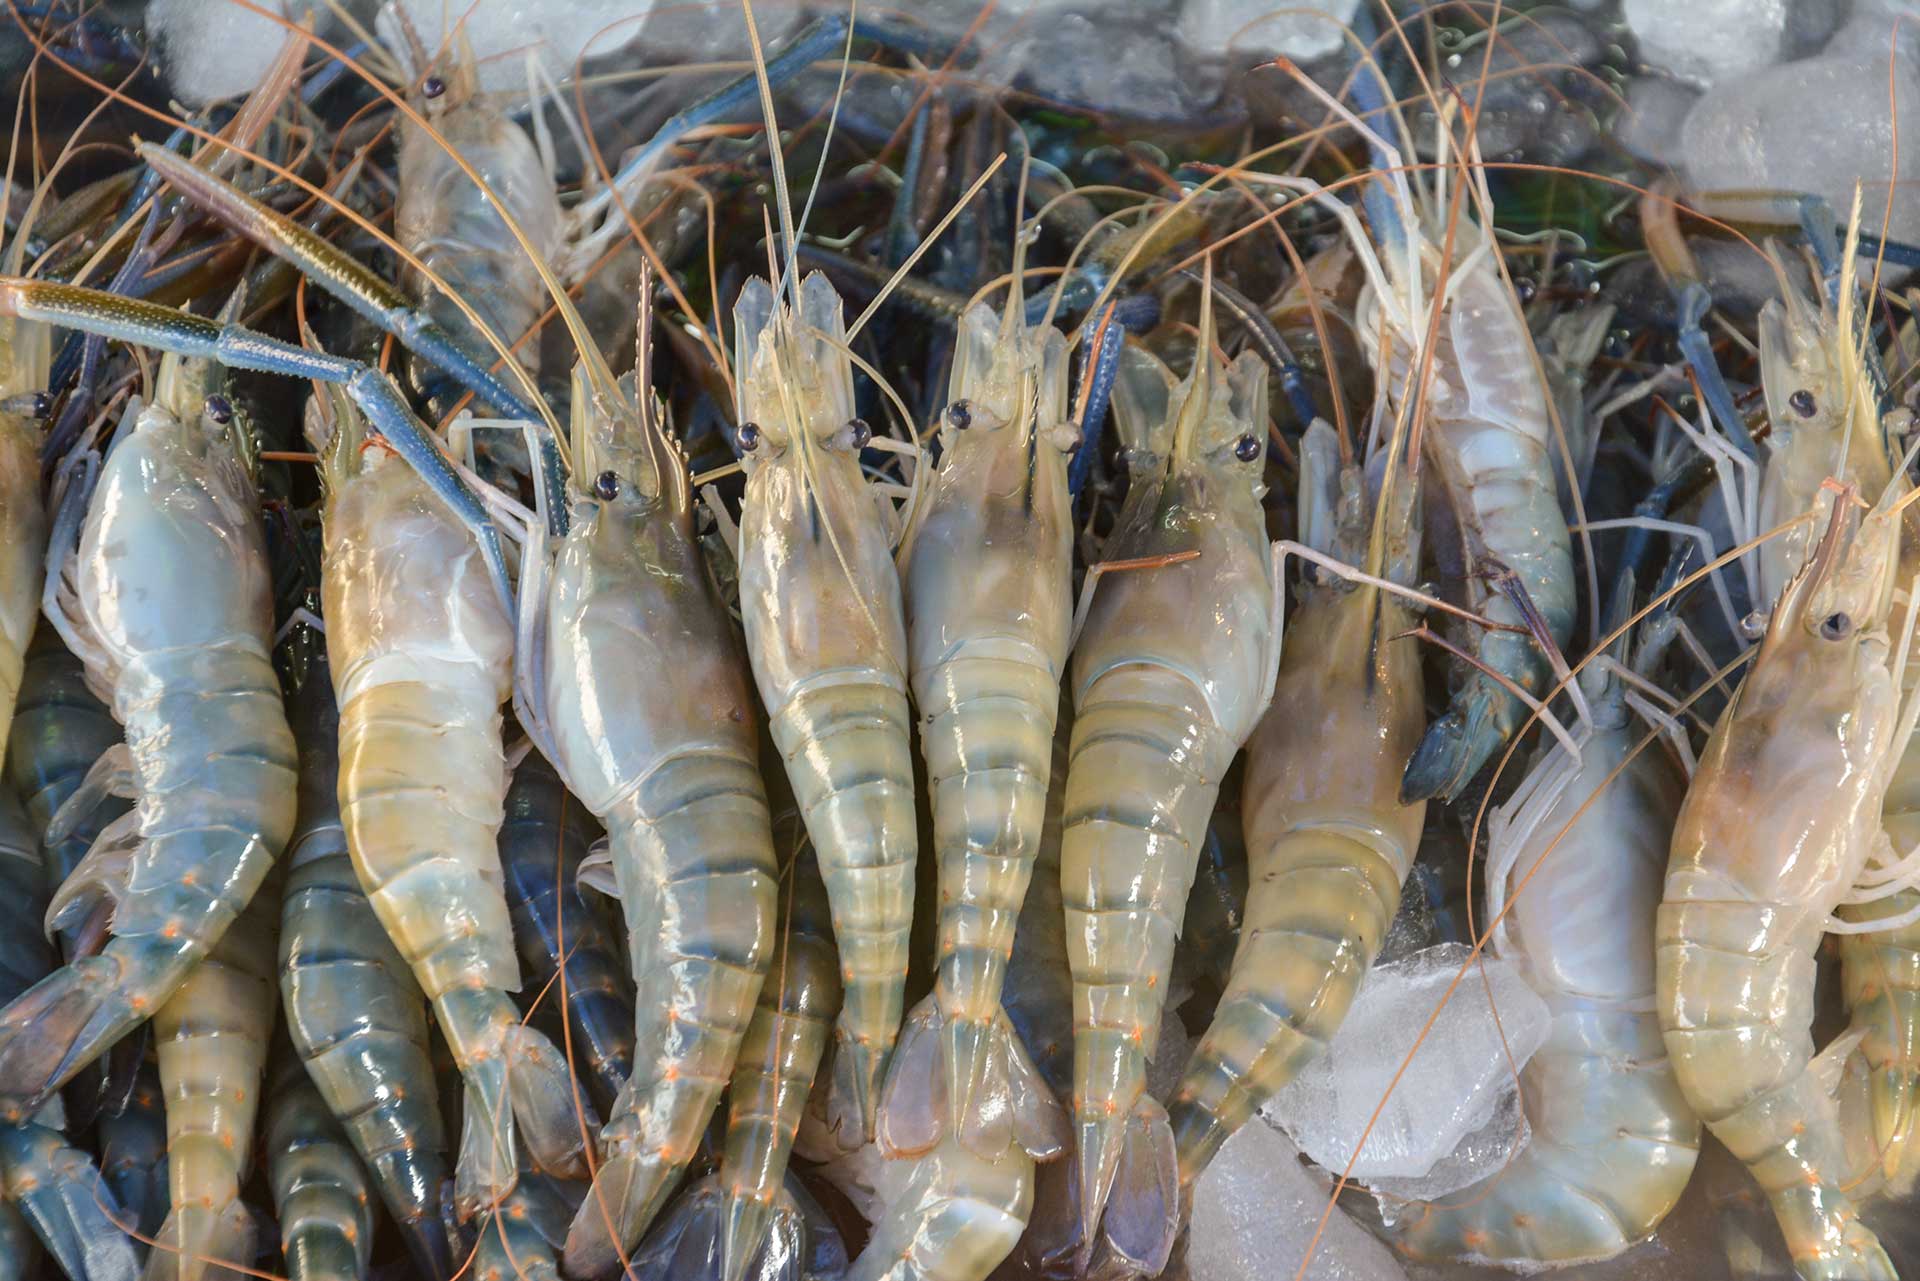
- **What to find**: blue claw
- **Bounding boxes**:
[1071,310,1126,499]
[1674,282,1757,458]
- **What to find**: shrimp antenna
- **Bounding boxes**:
[1170,257,1218,468]
[741,0,803,313]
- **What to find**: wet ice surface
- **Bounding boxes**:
[1263,944,1551,1195]
[1680,2,1920,244]
[1188,1120,1410,1281]
[1623,0,1787,88]
[1175,0,1362,62]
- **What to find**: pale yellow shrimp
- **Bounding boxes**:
[733,271,917,1142]
[1065,309,1277,1272]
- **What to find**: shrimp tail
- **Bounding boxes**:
[146,1199,257,1281]
[0,1121,141,1281]
[627,1173,806,1281]
[563,1147,681,1278]
[1400,668,1508,804]
[828,1034,887,1148]
[452,1020,589,1216]
[877,994,1069,1161]
[1075,1094,1178,1277]
[0,956,152,1118]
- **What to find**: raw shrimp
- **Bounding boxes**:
[634,843,842,1281]
[315,391,586,1214]
[145,875,277,1281]
[7,630,129,936]
[0,347,296,1118]
[882,280,1076,1162]
[277,632,453,1278]
[734,272,917,1140]
[1064,313,1277,1272]
[843,1137,1035,1281]
[532,357,777,1275]
[1169,421,1427,1187]
[497,750,630,1120]
[0,781,140,1281]
[99,1061,169,1246]
[1658,488,1915,1281]
[0,304,45,766]
[1390,649,1699,1264]
[265,1051,374,1281]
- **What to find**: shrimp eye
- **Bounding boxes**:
[737,421,761,452]
[946,400,972,430]
[594,471,619,500]
[1233,433,1261,462]
[846,418,873,449]
[204,394,233,424]
[1790,389,1817,418]
[423,75,447,99]
[1821,612,1853,640]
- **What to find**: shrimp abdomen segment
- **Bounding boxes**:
[918,646,1058,1024]
[561,747,777,1275]
[0,642,294,1115]
[768,670,915,1120]
[1658,898,1891,1278]
[1170,825,1403,1174]
[1392,1009,1698,1262]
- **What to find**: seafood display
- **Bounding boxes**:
[0,1,1918,1279]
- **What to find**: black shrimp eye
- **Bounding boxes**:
[1233,433,1261,463]
[27,392,51,418]
[204,394,233,424]
[847,417,873,449]
[1790,389,1818,418]
[946,400,972,430]
[736,421,761,452]
[1821,611,1853,640]
[422,74,447,99]
[594,470,619,500]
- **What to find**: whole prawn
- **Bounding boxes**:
[881,281,1075,1162]
[1658,485,1914,1280]
[0,344,296,1118]
[734,271,917,1140]
[1064,307,1276,1272]
[534,355,778,1274]
[315,388,586,1214]
[1390,635,1699,1264]
[1168,420,1427,1190]
[277,624,453,1278]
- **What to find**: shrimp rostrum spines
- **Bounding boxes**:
[882,293,1075,1164]
[1658,489,1912,1281]
[532,361,779,1275]
[734,271,917,1144]
[1064,325,1277,1272]
[312,388,587,1215]
[0,348,296,1119]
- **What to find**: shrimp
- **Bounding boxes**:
[0,345,296,1118]
[315,390,587,1214]
[498,750,633,1122]
[7,630,129,946]
[0,781,140,1281]
[843,1137,1035,1281]
[632,843,842,1281]
[277,631,454,1278]
[734,272,917,1140]
[1389,641,1699,1264]
[881,278,1076,1162]
[527,355,777,1275]
[1168,420,1427,1189]
[1657,484,1916,1281]
[265,1051,374,1281]
[1064,308,1277,1272]
[0,304,45,767]
[145,875,277,1281]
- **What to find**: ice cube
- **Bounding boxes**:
[1188,1120,1409,1281]
[1681,7,1920,245]
[1625,0,1788,88]
[150,0,303,106]
[1261,943,1551,1188]
[1175,0,1363,64]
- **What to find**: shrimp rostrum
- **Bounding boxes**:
[522,347,778,1275]
[734,271,918,1144]
[1659,481,1920,1281]
[0,341,296,1119]
[1065,304,1277,1273]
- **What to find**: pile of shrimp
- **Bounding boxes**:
[1,1,1920,1280]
